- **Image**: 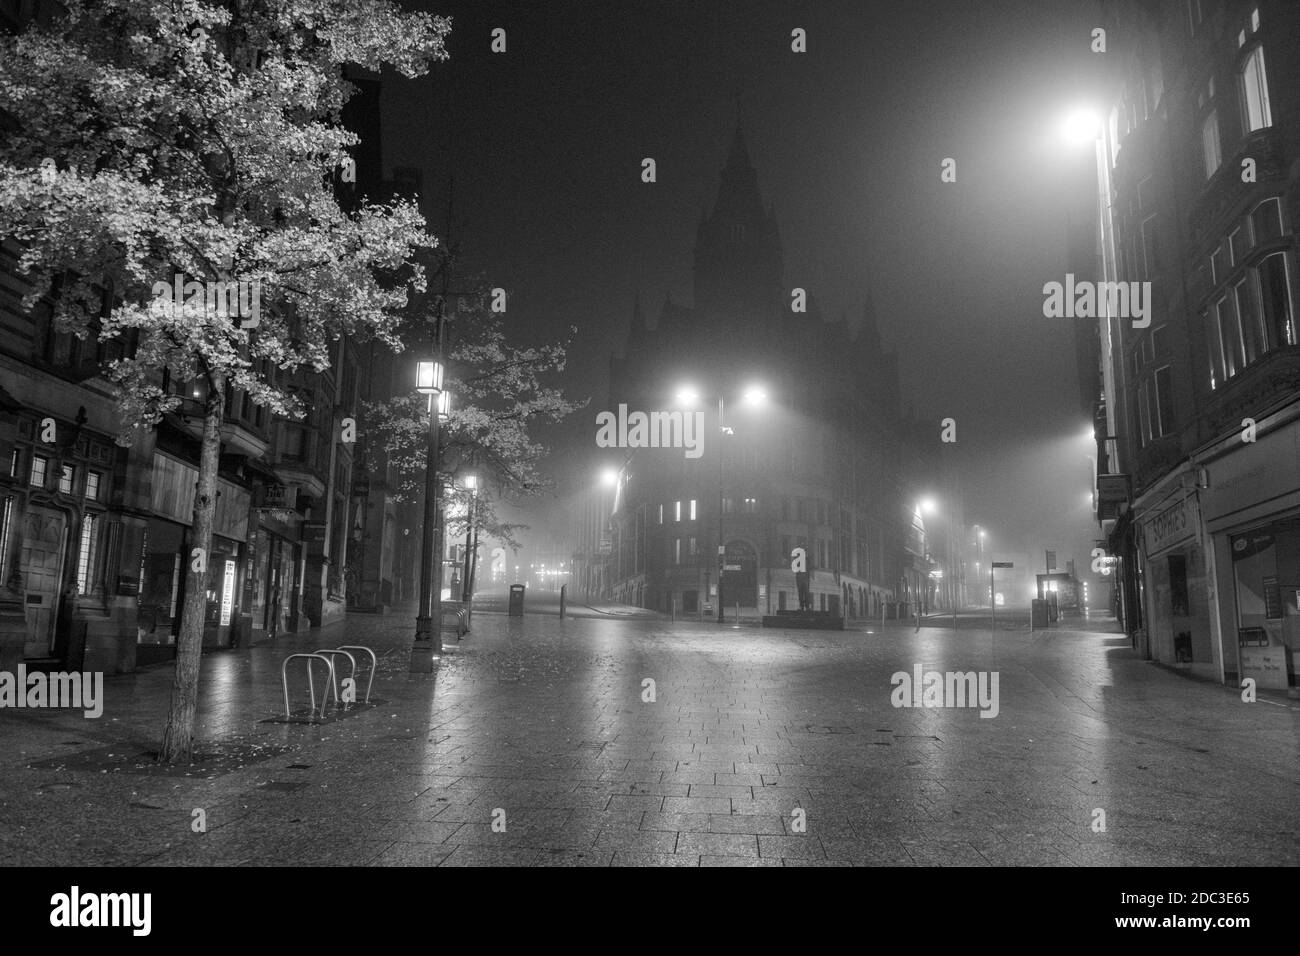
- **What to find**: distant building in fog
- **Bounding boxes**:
[587,127,912,620]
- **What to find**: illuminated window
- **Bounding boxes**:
[689,499,696,520]
[1205,311,1223,390]
[1258,252,1296,348]
[76,513,98,594]
[1241,46,1272,131]
[674,500,681,522]
[1234,276,1266,366]
[58,465,73,494]
[85,471,101,501]
[1213,294,1242,379]
[657,504,663,525]
[29,455,47,488]
[8,448,17,478]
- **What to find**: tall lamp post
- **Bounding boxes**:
[412,361,450,672]
[461,474,479,626]
[677,384,767,623]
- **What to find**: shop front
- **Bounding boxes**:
[1138,483,1218,680]
[1200,412,1300,690]
[136,453,251,661]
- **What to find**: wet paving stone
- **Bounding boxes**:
[0,609,1296,866]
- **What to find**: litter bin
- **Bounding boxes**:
[1031,599,1050,628]
[508,584,526,617]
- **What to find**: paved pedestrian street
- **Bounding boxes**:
[1,608,1295,867]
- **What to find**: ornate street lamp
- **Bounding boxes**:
[412,360,446,671]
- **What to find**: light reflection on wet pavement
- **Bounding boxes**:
[0,607,1295,866]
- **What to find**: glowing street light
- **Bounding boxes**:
[412,358,448,670]
[1060,106,1102,145]
[675,381,771,623]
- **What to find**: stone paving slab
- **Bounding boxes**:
[0,609,1296,866]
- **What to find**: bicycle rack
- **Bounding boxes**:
[337,645,377,703]
[313,649,357,708]
[281,653,337,719]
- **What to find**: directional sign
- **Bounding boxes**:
[992,561,1014,568]
[722,563,742,571]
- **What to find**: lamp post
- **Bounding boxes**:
[677,384,767,624]
[461,474,478,625]
[411,360,448,672]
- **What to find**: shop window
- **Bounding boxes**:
[1168,554,1190,616]
[1228,226,1245,266]
[673,538,681,565]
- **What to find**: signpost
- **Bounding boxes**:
[991,561,1013,631]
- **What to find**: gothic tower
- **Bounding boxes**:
[692,125,784,335]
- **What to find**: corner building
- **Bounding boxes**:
[1087,0,1300,690]
[606,128,908,619]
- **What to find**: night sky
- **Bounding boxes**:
[381,0,1110,580]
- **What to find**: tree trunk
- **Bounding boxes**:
[158,373,226,764]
